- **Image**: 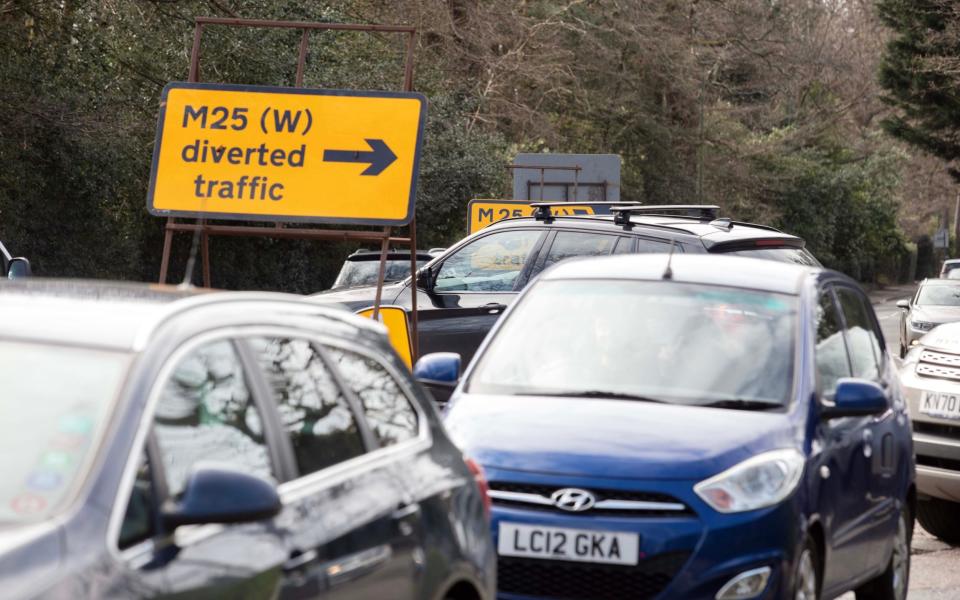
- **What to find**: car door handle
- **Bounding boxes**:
[863,429,874,459]
[283,549,319,573]
[482,303,506,314]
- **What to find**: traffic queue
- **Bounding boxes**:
[0,202,925,600]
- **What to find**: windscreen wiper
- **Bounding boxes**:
[698,398,782,411]
[516,390,669,403]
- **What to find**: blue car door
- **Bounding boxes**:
[833,285,900,565]
[812,285,876,588]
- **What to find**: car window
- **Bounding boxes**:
[815,289,851,398]
[916,283,960,306]
[634,237,676,253]
[468,279,797,406]
[541,231,618,270]
[324,345,419,447]
[434,229,543,293]
[721,247,820,266]
[153,340,274,497]
[250,337,366,475]
[835,287,882,380]
[612,237,634,254]
[118,450,156,549]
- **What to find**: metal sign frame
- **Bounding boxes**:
[156,17,421,359]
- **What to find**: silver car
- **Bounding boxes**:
[900,322,960,545]
[898,278,960,357]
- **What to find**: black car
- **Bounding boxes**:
[331,249,441,290]
[0,280,494,600]
[0,240,30,279]
[315,203,819,365]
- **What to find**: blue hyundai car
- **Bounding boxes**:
[423,254,914,600]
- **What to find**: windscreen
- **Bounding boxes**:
[0,341,129,523]
[333,259,427,288]
[917,284,960,306]
[468,280,797,406]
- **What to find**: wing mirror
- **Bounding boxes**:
[161,464,281,529]
[896,299,910,310]
[415,266,435,293]
[7,257,31,279]
[821,378,888,419]
[414,352,461,406]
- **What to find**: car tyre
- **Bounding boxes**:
[855,507,911,600]
[793,537,820,600]
[917,497,960,545]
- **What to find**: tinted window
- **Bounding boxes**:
[154,340,273,497]
[325,346,419,446]
[612,237,634,254]
[542,231,617,270]
[815,290,851,397]
[635,237,675,253]
[435,229,542,292]
[252,338,365,475]
[118,451,155,549]
[835,287,882,380]
[721,247,820,266]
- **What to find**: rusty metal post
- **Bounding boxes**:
[403,30,420,361]
[407,217,419,362]
[158,218,174,283]
[201,223,211,287]
[371,227,391,321]
[295,29,310,87]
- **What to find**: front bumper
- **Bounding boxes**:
[486,470,800,600]
[901,368,960,502]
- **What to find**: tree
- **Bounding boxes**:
[878,0,960,180]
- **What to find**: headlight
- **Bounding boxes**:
[694,449,804,513]
[910,319,935,332]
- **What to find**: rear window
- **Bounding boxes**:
[717,247,819,266]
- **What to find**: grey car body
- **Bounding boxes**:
[0,280,493,600]
[900,322,960,544]
[898,279,960,356]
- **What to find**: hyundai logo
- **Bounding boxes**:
[550,488,596,512]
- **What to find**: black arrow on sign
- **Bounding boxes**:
[322,139,397,176]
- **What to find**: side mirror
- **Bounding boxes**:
[7,257,30,279]
[416,266,435,293]
[161,464,281,529]
[896,299,910,310]
[414,352,461,406]
[822,378,888,419]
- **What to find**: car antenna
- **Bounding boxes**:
[662,239,676,280]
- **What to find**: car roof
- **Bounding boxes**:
[0,279,378,351]
[538,253,818,295]
[484,212,802,248]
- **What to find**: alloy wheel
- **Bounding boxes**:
[795,548,818,600]
[892,514,909,600]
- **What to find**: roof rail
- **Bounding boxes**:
[529,201,630,221]
[609,204,721,226]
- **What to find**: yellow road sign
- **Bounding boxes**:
[148,82,426,225]
[356,306,413,369]
[467,199,598,233]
